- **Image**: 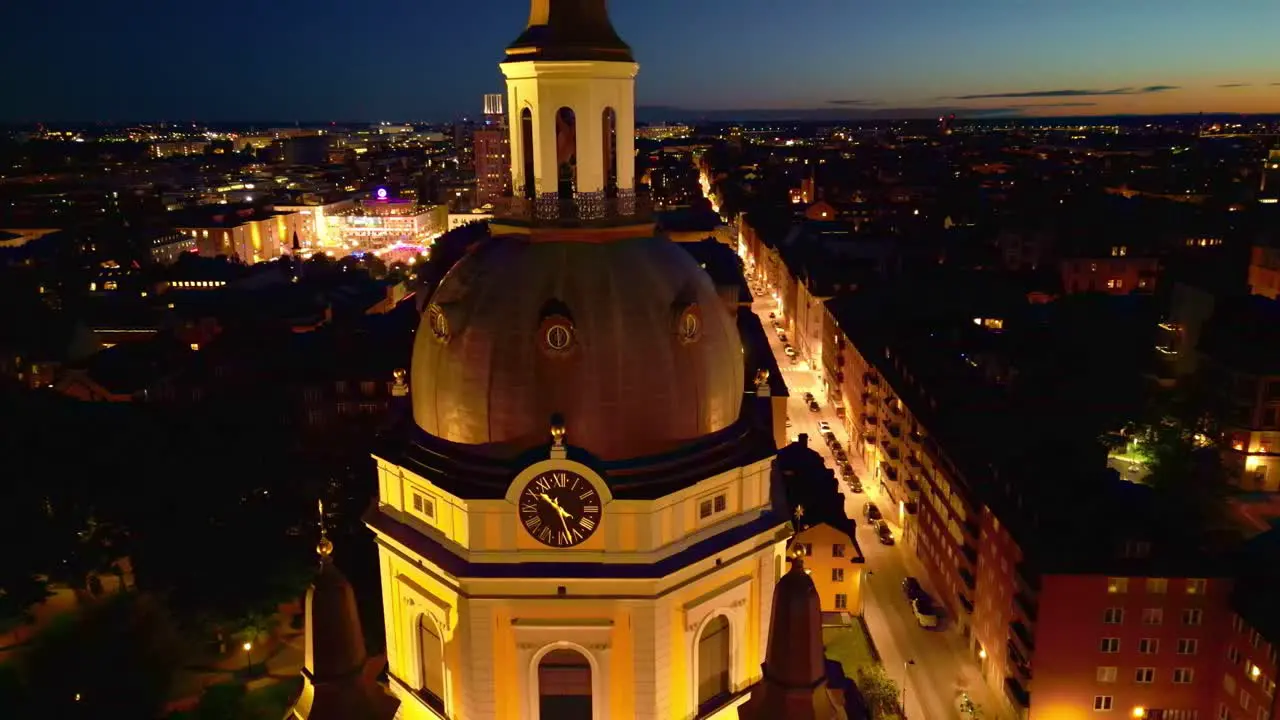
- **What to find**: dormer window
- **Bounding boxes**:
[698,492,728,520]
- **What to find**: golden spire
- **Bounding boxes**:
[317,499,334,562]
[550,416,567,448]
[794,504,805,521]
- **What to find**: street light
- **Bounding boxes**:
[901,659,916,718]
[1132,707,1147,719]
[242,641,253,675]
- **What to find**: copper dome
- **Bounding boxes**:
[411,235,744,461]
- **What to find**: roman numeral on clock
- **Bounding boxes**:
[525,516,541,530]
[579,517,596,531]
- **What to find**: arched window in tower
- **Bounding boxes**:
[418,615,446,713]
[602,107,618,198]
[538,648,592,720]
[555,107,577,199]
[520,108,535,199]
[697,615,731,710]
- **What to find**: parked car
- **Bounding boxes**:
[912,596,940,628]
[833,447,848,463]
[808,400,820,413]
[846,479,864,494]
[768,312,776,319]
[822,431,837,447]
[902,576,924,601]
[784,346,797,357]
[863,502,882,522]
[840,462,854,478]
[816,419,830,431]
[785,418,793,428]
[875,520,895,546]
[778,332,788,343]
[804,392,815,403]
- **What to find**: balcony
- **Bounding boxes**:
[1014,591,1038,622]
[886,422,902,438]
[863,372,880,387]
[1003,677,1031,709]
[491,193,653,229]
[958,567,976,591]
[1010,620,1035,652]
[1006,642,1033,681]
[1015,564,1041,597]
[960,543,978,566]
[860,392,878,406]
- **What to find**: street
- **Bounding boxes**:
[747,282,1002,720]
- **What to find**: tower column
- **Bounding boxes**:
[615,94,636,193]
[533,99,559,200]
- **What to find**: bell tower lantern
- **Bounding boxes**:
[497,0,645,233]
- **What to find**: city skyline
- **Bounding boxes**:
[2,0,1278,122]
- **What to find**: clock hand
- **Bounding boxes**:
[538,492,574,520]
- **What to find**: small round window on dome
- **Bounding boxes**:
[674,303,703,345]
[546,324,573,350]
[427,304,450,343]
[539,315,576,356]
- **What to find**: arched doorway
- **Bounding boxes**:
[555,107,577,199]
[520,108,535,199]
[601,107,618,197]
[538,648,592,720]
[418,616,446,713]
[697,615,731,711]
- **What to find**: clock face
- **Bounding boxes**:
[518,470,602,548]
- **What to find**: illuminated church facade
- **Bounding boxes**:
[364,2,790,719]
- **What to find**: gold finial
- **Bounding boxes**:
[392,368,406,383]
[317,499,333,561]
[794,504,805,520]
[755,368,770,388]
[550,418,566,448]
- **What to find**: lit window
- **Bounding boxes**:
[1107,577,1129,594]
[1096,666,1118,683]
[834,593,847,609]
[1187,578,1207,595]
[189,343,200,352]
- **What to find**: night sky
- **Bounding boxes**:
[3,0,1278,122]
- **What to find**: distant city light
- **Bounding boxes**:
[376,187,389,200]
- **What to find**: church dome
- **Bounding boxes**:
[410,235,744,461]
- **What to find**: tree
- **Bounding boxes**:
[854,665,901,719]
[13,592,183,719]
